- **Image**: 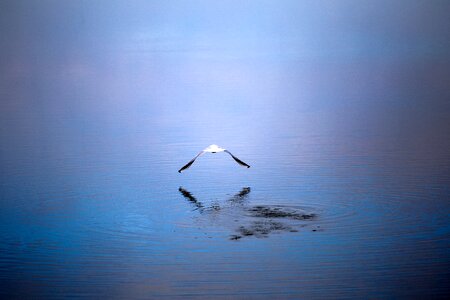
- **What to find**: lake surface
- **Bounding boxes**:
[1,1,450,298]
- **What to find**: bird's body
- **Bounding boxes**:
[204,144,225,153]
[178,144,250,173]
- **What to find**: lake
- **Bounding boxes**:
[1,1,449,298]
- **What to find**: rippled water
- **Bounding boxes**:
[1,1,450,298]
[1,116,449,298]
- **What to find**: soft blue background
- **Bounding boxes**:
[1,1,449,298]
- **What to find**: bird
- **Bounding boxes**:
[178,144,250,173]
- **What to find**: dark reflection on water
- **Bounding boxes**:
[179,186,317,240]
[179,187,205,211]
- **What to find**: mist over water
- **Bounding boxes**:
[1,1,450,298]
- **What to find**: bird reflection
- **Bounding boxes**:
[178,186,317,240]
[178,187,204,211]
[178,187,251,212]
[228,187,251,203]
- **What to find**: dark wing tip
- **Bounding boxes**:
[178,157,196,173]
[225,150,251,168]
[178,151,205,173]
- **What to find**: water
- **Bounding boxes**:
[1,1,450,298]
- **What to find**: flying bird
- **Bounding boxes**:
[178,144,250,173]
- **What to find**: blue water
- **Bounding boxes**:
[1,1,450,298]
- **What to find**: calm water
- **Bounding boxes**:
[1,1,450,298]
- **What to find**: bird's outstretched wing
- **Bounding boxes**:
[224,150,250,168]
[178,151,205,173]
